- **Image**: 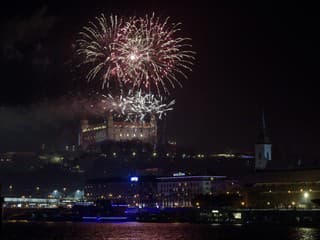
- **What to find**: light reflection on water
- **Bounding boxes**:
[2,222,320,240]
[294,228,320,240]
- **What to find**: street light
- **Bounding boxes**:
[304,192,309,199]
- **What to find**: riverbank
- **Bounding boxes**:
[3,207,320,227]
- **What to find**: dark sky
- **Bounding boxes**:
[1,1,320,160]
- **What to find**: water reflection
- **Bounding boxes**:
[295,228,320,240]
[1,222,320,240]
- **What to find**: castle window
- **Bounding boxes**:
[266,152,270,160]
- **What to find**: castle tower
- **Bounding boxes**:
[150,114,158,148]
[254,110,272,170]
[80,119,89,131]
[107,114,114,140]
[78,118,89,147]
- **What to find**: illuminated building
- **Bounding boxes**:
[3,197,59,208]
[157,175,237,207]
[3,195,85,209]
[84,174,241,208]
[78,114,157,150]
[255,111,272,170]
[84,176,157,207]
[242,169,320,209]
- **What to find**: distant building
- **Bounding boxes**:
[157,175,238,207]
[78,114,157,150]
[84,175,240,208]
[242,168,320,209]
[84,176,158,208]
[255,111,272,170]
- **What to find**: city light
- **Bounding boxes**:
[130,177,139,182]
[304,192,309,199]
[173,172,185,177]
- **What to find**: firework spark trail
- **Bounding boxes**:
[76,14,124,88]
[101,90,175,121]
[77,13,195,94]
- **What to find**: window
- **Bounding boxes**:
[266,152,270,160]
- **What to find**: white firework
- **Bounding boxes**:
[101,90,175,121]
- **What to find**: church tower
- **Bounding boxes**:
[254,110,272,170]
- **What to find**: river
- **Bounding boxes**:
[1,222,320,240]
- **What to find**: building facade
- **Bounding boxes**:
[84,176,158,208]
[157,175,237,207]
[242,169,320,209]
[84,175,240,208]
[79,115,157,150]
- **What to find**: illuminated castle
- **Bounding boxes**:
[78,114,157,150]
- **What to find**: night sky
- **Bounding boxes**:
[1,1,320,161]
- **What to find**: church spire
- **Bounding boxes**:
[257,109,270,144]
[262,109,266,129]
[254,109,272,170]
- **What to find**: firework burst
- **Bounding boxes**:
[76,14,124,88]
[77,13,195,94]
[101,90,175,121]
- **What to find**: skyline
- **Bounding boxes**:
[1,1,320,161]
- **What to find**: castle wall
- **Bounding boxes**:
[79,116,157,149]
